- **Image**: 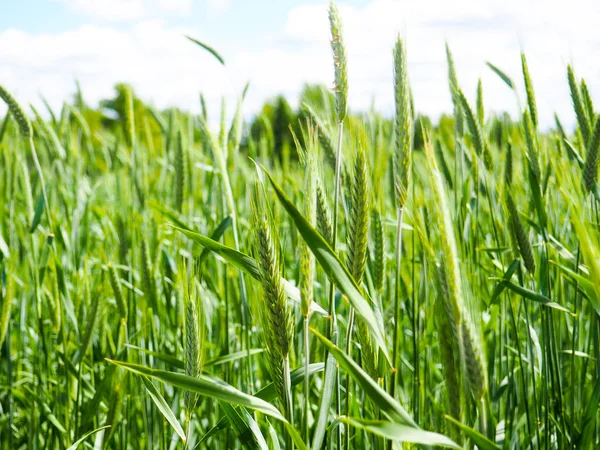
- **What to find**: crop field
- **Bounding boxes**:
[1,3,599,450]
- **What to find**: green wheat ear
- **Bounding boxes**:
[141,240,158,312]
[583,118,600,193]
[346,144,369,283]
[0,85,32,138]
[476,78,484,127]
[445,43,464,136]
[432,261,461,442]
[316,176,334,246]
[299,126,318,317]
[252,189,293,360]
[568,65,591,144]
[107,263,127,321]
[184,269,202,414]
[328,1,348,123]
[461,313,487,400]
[174,129,187,212]
[122,85,135,149]
[521,52,538,129]
[346,141,375,382]
[504,143,513,187]
[522,110,541,182]
[457,88,493,170]
[580,79,595,121]
[370,208,384,292]
[445,42,459,96]
[393,36,413,209]
[251,184,294,424]
[505,190,536,274]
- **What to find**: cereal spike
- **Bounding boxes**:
[0,85,32,138]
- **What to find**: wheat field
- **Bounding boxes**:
[0,2,599,449]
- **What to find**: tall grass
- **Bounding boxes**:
[1,4,600,450]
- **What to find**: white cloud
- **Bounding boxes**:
[0,21,237,121]
[56,0,146,21]
[3,0,600,130]
[157,0,193,14]
[207,0,231,13]
[57,0,194,21]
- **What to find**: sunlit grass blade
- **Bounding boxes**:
[444,416,500,450]
[340,417,459,448]
[106,359,286,421]
[199,364,325,445]
[141,376,187,442]
[66,426,111,450]
[311,328,413,426]
[219,401,268,450]
[185,35,225,65]
[490,278,571,313]
[486,62,516,91]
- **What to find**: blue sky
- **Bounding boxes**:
[1,0,599,129]
[1,1,364,39]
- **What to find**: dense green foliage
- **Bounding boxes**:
[2,6,600,450]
